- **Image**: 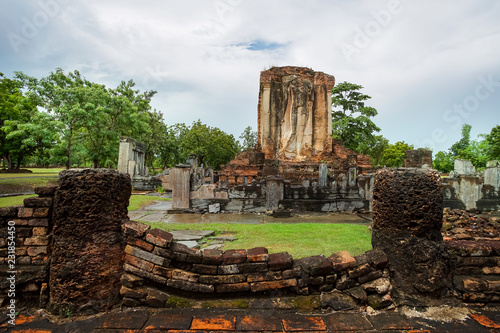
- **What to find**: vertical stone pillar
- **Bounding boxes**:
[266,176,284,211]
[171,164,192,209]
[372,168,450,306]
[50,169,131,313]
[318,164,328,188]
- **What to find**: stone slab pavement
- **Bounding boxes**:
[2,308,500,332]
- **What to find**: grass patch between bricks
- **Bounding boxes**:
[144,221,372,258]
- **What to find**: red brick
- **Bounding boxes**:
[250,278,297,292]
[18,207,34,218]
[171,269,199,283]
[268,252,293,270]
[247,247,269,262]
[282,316,327,331]
[33,207,50,218]
[202,249,224,265]
[122,220,150,238]
[145,229,173,248]
[144,313,192,330]
[127,237,154,251]
[329,251,356,271]
[152,265,172,278]
[238,315,281,331]
[124,254,154,272]
[223,249,247,264]
[191,315,236,330]
[24,196,52,207]
[215,282,250,293]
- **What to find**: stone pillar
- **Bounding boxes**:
[266,176,284,211]
[372,168,450,306]
[50,169,131,313]
[318,164,328,188]
[171,164,192,209]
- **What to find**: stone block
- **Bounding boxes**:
[358,270,383,284]
[125,245,169,266]
[124,263,167,284]
[32,227,47,236]
[34,186,57,196]
[223,249,247,264]
[215,282,250,293]
[329,251,357,271]
[367,294,393,309]
[247,247,269,262]
[0,206,18,217]
[152,265,173,278]
[283,268,302,279]
[296,255,333,276]
[24,196,52,207]
[218,264,240,275]
[299,276,324,287]
[355,249,388,269]
[348,263,371,279]
[120,285,147,299]
[28,219,49,227]
[362,278,391,295]
[27,246,48,256]
[346,286,367,303]
[146,229,173,248]
[320,291,358,310]
[198,284,215,293]
[250,279,297,292]
[335,274,356,290]
[268,252,293,270]
[122,220,151,238]
[145,288,170,307]
[166,279,199,293]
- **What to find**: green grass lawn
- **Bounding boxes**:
[128,195,171,211]
[0,194,36,208]
[145,221,372,258]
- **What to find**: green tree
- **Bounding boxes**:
[433,151,454,173]
[239,126,257,151]
[331,81,381,152]
[139,109,168,173]
[382,141,414,167]
[356,135,389,167]
[449,123,471,156]
[486,125,500,160]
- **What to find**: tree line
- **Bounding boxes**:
[0,69,255,172]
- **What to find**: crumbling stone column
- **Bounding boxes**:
[266,176,284,211]
[49,169,131,314]
[171,164,192,209]
[372,168,451,306]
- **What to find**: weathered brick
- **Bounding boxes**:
[166,279,199,292]
[202,249,224,265]
[125,245,169,266]
[12,218,29,226]
[17,227,32,238]
[329,251,357,271]
[145,288,170,307]
[283,268,302,279]
[456,256,500,267]
[171,269,199,283]
[32,227,48,236]
[299,276,324,287]
[223,249,247,264]
[0,206,18,217]
[198,283,215,293]
[348,263,372,279]
[218,264,240,275]
[247,271,283,283]
[27,246,48,256]
[127,237,154,252]
[24,196,52,207]
[125,254,154,272]
[336,274,356,290]
[120,285,147,299]
[34,186,57,196]
[215,282,250,293]
[268,252,293,271]
[24,235,50,246]
[199,274,246,285]
[483,267,500,275]
[122,220,151,238]
[236,262,268,274]
[192,264,218,275]
[250,279,297,292]
[247,247,269,262]
[124,263,167,284]
[28,219,49,227]
[296,255,332,276]
[358,270,383,284]
[146,229,173,248]
[18,256,31,264]
[18,207,34,218]
[152,265,173,278]
[356,249,388,269]
[15,247,27,256]
[121,272,144,288]
[33,207,50,218]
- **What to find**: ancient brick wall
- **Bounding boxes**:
[120,220,393,310]
[0,186,55,306]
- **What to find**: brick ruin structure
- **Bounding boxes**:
[163,67,375,213]
[3,168,500,316]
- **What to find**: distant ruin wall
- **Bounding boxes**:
[257,67,335,161]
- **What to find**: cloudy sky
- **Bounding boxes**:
[1,0,500,153]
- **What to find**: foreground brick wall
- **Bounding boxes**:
[120,220,393,310]
[0,186,55,306]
